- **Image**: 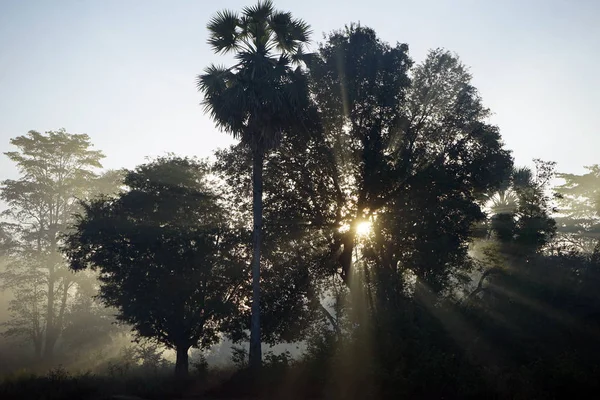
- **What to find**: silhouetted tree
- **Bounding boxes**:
[214,28,514,398]
[62,156,246,377]
[218,26,512,304]
[0,129,110,365]
[197,0,312,368]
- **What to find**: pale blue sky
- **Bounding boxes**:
[0,0,598,178]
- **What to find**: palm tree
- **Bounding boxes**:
[197,0,311,369]
[485,167,532,215]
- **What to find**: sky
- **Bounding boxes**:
[0,0,598,179]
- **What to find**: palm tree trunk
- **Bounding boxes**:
[249,149,263,370]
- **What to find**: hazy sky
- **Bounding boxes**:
[0,0,598,178]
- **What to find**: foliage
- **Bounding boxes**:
[190,352,209,377]
[215,25,514,348]
[230,345,248,369]
[470,160,559,304]
[490,161,557,254]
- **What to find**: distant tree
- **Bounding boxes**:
[554,165,600,252]
[469,160,557,302]
[62,157,246,377]
[497,162,556,251]
[0,129,111,365]
[197,0,312,368]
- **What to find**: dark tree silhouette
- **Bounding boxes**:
[216,25,513,305]
[197,0,312,368]
[62,157,246,377]
[213,28,515,398]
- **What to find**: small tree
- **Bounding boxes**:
[62,156,246,377]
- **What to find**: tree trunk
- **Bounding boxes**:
[43,332,58,366]
[33,336,43,362]
[175,345,190,378]
[249,150,263,370]
[43,264,56,366]
[43,278,70,365]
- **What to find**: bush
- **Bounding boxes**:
[0,368,100,400]
[0,369,200,400]
[191,352,209,378]
[230,345,248,369]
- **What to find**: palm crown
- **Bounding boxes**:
[198,0,312,153]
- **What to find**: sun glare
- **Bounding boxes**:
[338,220,373,236]
[356,220,372,237]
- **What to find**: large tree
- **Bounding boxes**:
[216,25,513,306]
[0,129,108,365]
[211,27,514,398]
[212,31,515,394]
[197,0,312,368]
[62,156,247,377]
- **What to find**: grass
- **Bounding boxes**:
[0,363,324,400]
[0,367,206,400]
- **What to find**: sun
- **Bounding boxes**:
[338,220,373,237]
[355,220,372,237]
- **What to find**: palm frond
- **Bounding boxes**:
[238,16,270,53]
[197,64,231,96]
[290,18,312,43]
[268,11,295,52]
[490,190,518,214]
[198,65,249,137]
[207,10,240,54]
[242,0,274,21]
[512,167,533,189]
[284,71,309,108]
[268,12,311,54]
[276,53,292,68]
[290,45,313,65]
